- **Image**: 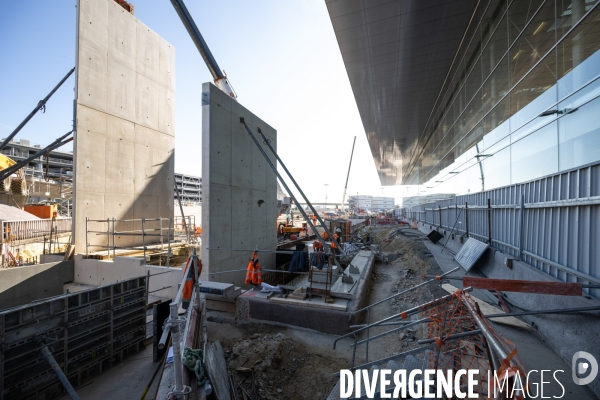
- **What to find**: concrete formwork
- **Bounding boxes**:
[201,83,278,286]
[74,0,175,253]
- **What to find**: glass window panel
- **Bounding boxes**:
[466,162,484,193]
[511,121,558,183]
[483,14,509,79]
[483,55,510,113]
[508,0,546,47]
[556,0,592,42]
[556,4,600,99]
[509,0,556,86]
[482,0,509,48]
[482,96,511,149]
[559,75,600,111]
[510,48,558,130]
[558,93,600,170]
[483,146,511,190]
[465,57,482,104]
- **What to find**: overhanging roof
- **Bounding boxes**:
[326,0,482,185]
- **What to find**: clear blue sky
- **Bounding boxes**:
[0,0,418,204]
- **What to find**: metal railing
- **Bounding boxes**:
[2,218,72,242]
[402,161,600,295]
[333,266,460,368]
[86,216,197,263]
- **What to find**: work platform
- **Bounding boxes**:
[235,250,376,335]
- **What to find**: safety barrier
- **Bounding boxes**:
[2,218,72,242]
[402,161,600,296]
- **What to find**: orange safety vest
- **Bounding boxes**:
[313,240,323,251]
[245,251,262,285]
[331,233,340,249]
[182,256,201,306]
[321,231,330,240]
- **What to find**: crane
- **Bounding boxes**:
[169,0,237,100]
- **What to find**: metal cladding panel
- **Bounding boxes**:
[403,161,600,299]
[0,277,147,400]
[326,0,482,185]
[454,238,489,271]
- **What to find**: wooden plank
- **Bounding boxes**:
[463,276,582,296]
[205,341,231,400]
[441,284,534,331]
[268,295,348,311]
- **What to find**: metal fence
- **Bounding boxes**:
[2,218,72,242]
[402,161,600,296]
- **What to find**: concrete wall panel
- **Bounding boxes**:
[75,0,174,253]
[201,83,277,286]
[0,261,74,310]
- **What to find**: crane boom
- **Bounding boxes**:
[169,0,237,99]
[341,136,356,212]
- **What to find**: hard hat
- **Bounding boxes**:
[335,228,342,233]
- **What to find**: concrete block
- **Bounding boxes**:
[133,142,152,194]
[74,257,99,286]
[202,83,277,286]
[158,88,175,136]
[105,136,135,194]
[105,113,135,142]
[76,128,106,194]
[133,194,158,221]
[79,0,108,54]
[159,39,176,92]
[77,41,107,112]
[107,2,136,69]
[77,104,107,134]
[208,106,232,186]
[135,20,160,83]
[106,57,136,120]
[135,73,159,130]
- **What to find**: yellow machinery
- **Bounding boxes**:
[0,153,27,195]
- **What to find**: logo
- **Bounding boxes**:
[572,351,598,386]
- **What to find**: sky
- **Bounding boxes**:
[0,0,420,205]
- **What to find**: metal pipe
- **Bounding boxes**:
[251,124,345,268]
[240,119,347,275]
[169,302,186,395]
[341,136,357,213]
[349,266,460,317]
[486,305,600,318]
[417,329,482,345]
[169,0,223,80]
[0,67,75,152]
[333,288,473,349]
[0,132,74,182]
[350,318,429,347]
[38,342,80,400]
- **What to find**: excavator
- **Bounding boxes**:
[0,154,27,195]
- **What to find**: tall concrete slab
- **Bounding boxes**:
[202,83,278,286]
[74,0,175,253]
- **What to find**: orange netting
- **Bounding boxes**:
[419,291,527,399]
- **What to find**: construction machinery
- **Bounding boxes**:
[0,153,27,195]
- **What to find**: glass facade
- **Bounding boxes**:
[406,0,600,194]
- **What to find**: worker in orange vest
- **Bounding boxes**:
[182,254,201,309]
[245,251,262,285]
[321,231,330,240]
[331,227,342,255]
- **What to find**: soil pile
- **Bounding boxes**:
[223,332,349,400]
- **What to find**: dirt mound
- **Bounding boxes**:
[224,332,349,400]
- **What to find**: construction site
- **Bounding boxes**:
[0,0,599,399]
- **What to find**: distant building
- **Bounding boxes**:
[348,194,395,212]
[402,194,455,208]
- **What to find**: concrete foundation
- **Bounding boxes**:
[201,83,278,286]
[0,260,73,310]
[235,251,376,335]
[72,254,181,299]
[74,0,175,253]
